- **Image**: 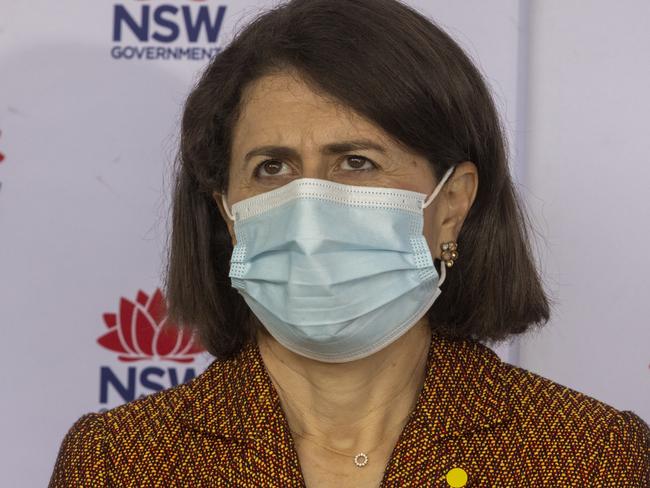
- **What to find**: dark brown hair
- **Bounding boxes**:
[166,0,549,359]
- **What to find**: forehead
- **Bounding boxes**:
[231,71,397,151]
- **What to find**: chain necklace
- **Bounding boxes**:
[289,410,412,468]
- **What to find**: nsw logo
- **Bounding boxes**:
[97,288,208,409]
[111,0,227,61]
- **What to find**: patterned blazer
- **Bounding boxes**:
[49,332,649,487]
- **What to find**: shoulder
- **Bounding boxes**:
[49,412,108,487]
[500,361,650,482]
[49,358,220,487]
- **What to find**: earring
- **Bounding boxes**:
[440,242,459,267]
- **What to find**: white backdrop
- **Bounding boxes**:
[0,1,646,486]
[517,0,650,425]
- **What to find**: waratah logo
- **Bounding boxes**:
[97,288,205,363]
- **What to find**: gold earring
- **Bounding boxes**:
[440,242,459,267]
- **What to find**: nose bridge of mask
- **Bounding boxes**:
[221,166,455,222]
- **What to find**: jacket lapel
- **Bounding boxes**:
[178,342,306,486]
[380,332,512,486]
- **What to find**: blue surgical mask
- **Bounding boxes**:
[222,167,454,363]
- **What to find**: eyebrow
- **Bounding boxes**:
[243,139,388,164]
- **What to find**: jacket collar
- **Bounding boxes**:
[409,332,511,441]
[178,339,285,441]
[178,331,511,444]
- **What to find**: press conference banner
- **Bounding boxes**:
[1,1,647,486]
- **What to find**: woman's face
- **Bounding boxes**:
[215,70,476,259]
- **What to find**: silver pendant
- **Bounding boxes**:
[354,452,369,468]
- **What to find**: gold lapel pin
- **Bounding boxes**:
[446,467,468,487]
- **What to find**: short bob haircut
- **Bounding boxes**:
[166,0,549,359]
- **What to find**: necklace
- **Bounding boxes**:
[289,410,412,469]
[290,429,372,467]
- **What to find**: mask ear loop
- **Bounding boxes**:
[221,193,235,221]
[420,166,455,287]
[422,166,455,209]
[437,259,447,287]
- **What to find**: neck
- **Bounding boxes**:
[257,321,432,453]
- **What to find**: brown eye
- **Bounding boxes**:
[342,156,376,171]
[262,160,282,174]
[255,160,289,177]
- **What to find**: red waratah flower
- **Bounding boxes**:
[97,288,205,363]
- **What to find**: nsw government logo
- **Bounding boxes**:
[111,0,227,61]
[97,288,208,410]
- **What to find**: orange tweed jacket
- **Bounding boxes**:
[50,332,649,487]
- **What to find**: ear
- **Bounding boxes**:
[212,190,237,246]
[435,161,478,251]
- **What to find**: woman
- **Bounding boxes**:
[49,0,649,486]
